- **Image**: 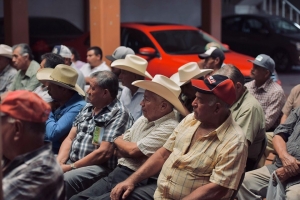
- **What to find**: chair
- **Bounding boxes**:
[245,135,267,171]
[230,171,245,200]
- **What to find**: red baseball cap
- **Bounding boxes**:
[0,90,51,123]
[191,75,236,106]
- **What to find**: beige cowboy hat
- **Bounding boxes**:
[0,44,12,59]
[36,64,85,96]
[132,75,189,116]
[170,62,213,86]
[111,54,153,79]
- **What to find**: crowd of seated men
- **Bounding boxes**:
[0,43,299,200]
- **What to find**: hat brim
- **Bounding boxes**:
[198,53,210,59]
[105,55,116,62]
[191,79,213,94]
[132,80,189,116]
[248,59,270,70]
[36,68,85,96]
[171,69,213,86]
[0,54,12,59]
[111,60,153,79]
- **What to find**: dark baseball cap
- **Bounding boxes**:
[248,54,275,73]
[191,74,236,106]
[198,47,225,62]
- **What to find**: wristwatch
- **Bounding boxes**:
[70,163,77,170]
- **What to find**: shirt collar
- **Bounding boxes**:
[142,110,176,127]
[231,89,249,110]
[251,78,273,92]
[25,61,38,78]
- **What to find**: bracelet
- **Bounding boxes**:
[70,163,77,170]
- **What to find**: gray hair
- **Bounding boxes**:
[41,53,64,69]
[91,71,119,98]
[216,64,245,85]
[12,43,34,60]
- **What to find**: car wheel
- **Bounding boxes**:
[271,50,291,72]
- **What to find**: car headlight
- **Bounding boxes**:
[291,41,300,50]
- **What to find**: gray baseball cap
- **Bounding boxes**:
[248,54,275,73]
[105,46,135,61]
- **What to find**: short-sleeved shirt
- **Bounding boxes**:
[120,87,144,121]
[80,61,111,78]
[154,113,248,200]
[267,107,300,188]
[69,99,133,169]
[9,60,41,91]
[0,65,17,95]
[118,111,178,171]
[231,89,265,159]
[2,142,64,200]
[245,78,285,131]
[282,84,300,116]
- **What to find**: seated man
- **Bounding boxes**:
[281,84,300,123]
[10,43,41,91]
[56,71,134,198]
[37,64,86,154]
[105,46,135,99]
[111,75,248,200]
[0,44,17,95]
[170,62,212,119]
[236,107,300,200]
[34,53,65,103]
[70,75,188,199]
[111,54,153,120]
[1,90,64,200]
[217,64,265,171]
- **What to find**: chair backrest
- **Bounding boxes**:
[230,171,245,200]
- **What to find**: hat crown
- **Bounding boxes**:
[52,45,72,58]
[0,44,12,58]
[152,75,181,98]
[178,62,202,82]
[50,64,78,86]
[113,46,134,59]
[251,54,275,73]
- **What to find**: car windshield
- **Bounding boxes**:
[269,18,300,34]
[151,29,228,54]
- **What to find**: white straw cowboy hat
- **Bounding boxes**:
[0,44,12,59]
[111,54,153,79]
[170,62,213,86]
[132,75,189,116]
[36,64,85,96]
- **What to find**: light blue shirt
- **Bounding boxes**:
[120,87,144,121]
[45,93,86,153]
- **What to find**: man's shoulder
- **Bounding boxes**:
[241,91,264,112]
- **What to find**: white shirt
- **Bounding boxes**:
[80,61,111,78]
[120,87,144,121]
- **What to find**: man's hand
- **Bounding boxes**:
[275,167,291,183]
[280,153,300,176]
[110,180,135,200]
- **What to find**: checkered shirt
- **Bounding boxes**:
[154,113,248,200]
[69,99,133,169]
[245,78,285,131]
[0,65,17,95]
[2,142,65,200]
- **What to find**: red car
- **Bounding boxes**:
[66,23,254,80]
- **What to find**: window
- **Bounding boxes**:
[222,17,242,32]
[242,19,264,34]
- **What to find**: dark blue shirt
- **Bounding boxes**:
[45,93,86,153]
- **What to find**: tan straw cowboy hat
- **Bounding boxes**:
[36,64,85,96]
[111,54,153,79]
[170,62,213,86]
[0,44,12,59]
[132,75,189,116]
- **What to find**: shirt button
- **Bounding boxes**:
[297,146,299,149]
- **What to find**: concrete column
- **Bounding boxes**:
[89,0,120,62]
[201,0,222,41]
[4,0,29,45]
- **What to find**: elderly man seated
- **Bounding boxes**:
[56,71,134,198]
[111,75,248,200]
[236,107,300,200]
[1,90,64,200]
[70,75,189,200]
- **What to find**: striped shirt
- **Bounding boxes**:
[2,142,64,200]
[154,113,248,200]
[245,78,285,131]
[0,65,17,95]
[118,111,178,171]
[69,99,133,169]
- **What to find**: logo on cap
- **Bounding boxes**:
[256,55,263,61]
[207,76,216,84]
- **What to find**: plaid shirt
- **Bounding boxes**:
[2,142,65,200]
[154,113,248,200]
[0,65,17,95]
[69,99,133,169]
[245,78,285,131]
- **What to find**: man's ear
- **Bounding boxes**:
[214,102,221,114]
[214,57,220,65]
[13,119,23,141]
